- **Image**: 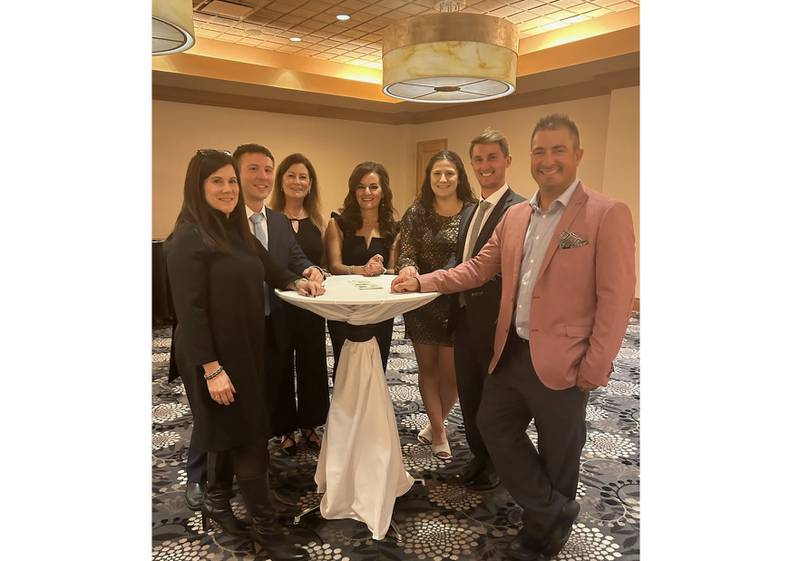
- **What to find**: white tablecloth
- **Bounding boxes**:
[276,275,438,539]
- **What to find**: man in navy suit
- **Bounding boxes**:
[451,129,526,490]
[183,143,322,511]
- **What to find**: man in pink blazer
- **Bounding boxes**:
[392,114,635,560]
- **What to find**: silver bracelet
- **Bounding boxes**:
[204,365,224,381]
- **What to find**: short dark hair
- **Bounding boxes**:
[531,114,580,149]
[418,150,477,209]
[469,127,510,158]
[232,143,274,171]
[339,161,396,241]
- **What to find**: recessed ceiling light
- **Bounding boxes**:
[290,36,302,42]
[336,14,350,21]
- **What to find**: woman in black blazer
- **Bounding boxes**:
[165,149,322,560]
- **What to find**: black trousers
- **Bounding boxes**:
[477,331,589,541]
[270,306,329,436]
[453,310,495,470]
[328,318,393,382]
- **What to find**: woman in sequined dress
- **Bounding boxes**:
[396,150,477,459]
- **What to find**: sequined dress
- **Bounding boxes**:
[396,203,463,346]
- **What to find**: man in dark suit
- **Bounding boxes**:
[451,129,525,491]
[183,143,322,511]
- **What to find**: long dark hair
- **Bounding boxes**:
[270,153,325,234]
[172,149,255,252]
[418,150,476,210]
[339,161,396,240]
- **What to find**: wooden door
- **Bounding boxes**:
[416,138,448,195]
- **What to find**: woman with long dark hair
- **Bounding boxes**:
[396,150,477,460]
[324,161,398,375]
[165,149,322,560]
[268,153,330,455]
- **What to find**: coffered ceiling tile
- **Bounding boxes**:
[609,1,639,11]
[552,0,583,9]
[489,6,523,18]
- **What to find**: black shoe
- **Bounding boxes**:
[541,500,580,557]
[185,481,205,511]
[238,476,309,561]
[506,532,545,561]
[456,458,486,485]
[465,469,500,491]
[201,478,250,537]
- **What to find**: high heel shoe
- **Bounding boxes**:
[200,481,250,536]
[432,439,452,460]
[238,475,309,561]
[280,433,298,456]
[301,428,321,451]
[417,424,433,445]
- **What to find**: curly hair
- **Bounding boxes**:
[338,161,396,241]
[417,150,476,210]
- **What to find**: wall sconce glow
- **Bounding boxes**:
[290,37,302,42]
[152,0,196,55]
[382,13,519,103]
[336,14,351,21]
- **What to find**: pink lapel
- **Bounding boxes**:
[535,183,588,285]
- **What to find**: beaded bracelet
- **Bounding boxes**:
[204,365,224,381]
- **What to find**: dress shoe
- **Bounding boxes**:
[457,459,485,485]
[541,500,580,557]
[432,439,452,460]
[417,424,433,445]
[464,469,500,491]
[506,532,545,561]
[185,481,205,511]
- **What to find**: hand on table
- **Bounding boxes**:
[391,275,421,293]
[295,278,326,296]
[363,254,385,276]
[303,266,324,283]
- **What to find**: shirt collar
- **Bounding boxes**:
[245,205,266,220]
[530,178,580,212]
[481,184,509,206]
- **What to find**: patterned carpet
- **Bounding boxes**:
[152,314,640,561]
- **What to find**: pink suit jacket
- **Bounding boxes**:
[418,182,636,390]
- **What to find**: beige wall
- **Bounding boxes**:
[601,86,640,297]
[153,88,639,295]
[152,102,415,240]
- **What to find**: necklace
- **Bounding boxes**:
[284,209,306,221]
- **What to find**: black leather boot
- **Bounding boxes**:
[238,476,309,561]
[200,470,250,537]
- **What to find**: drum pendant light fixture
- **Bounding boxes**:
[382,12,519,103]
[152,0,196,56]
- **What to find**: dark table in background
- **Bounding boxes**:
[152,240,175,329]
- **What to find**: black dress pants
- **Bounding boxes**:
[453,311,494,470]
[270,306,329,435]
[477,331,588,541]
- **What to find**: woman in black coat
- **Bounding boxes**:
[165,149,323,560]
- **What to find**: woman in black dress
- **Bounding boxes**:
[165,149,322,560]
[324,161,398,377]
[268,153,329,456]
[396,150,477,460]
